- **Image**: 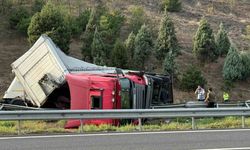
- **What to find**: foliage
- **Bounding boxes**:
[81,8,98,62]
[32,0,45,13]
[193,18,218,63]
[161,0,182,12]
[155,11,179,61]
[241,52,250,79]
[28,2,71,54]
[128,6,146,34]
[223,45,245,81]
[9,7,30,30]
[81,5,114,62]
[125,32,136,68]
[0,0,12,14]
[134,24,153,70]
[99,10,125,59]
[163,51,176,75]
[215,23,231,56]
[111,39,128,68]
[77,9,91,33]
[245,25,250,40]
[16,17,32,34]
[180,65,207,91]
[66,9,91,37]
[91,28,106,65]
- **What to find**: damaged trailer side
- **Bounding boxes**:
[2,35,116,108]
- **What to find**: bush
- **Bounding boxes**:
[32,0,45,13]
[180,65,207,91]
[9,7,30,30]
[128,6,146,34]
[161,0,182,12]
[223,45,245,81]
[111,39,128,68]
[91,28,106,65]
[125,32,136,68]
[28,2,71,54]
[193,18,218,63]
[155,11,179,61]
[245,25,250,40]
[17,17,31,34]
[77,9,91,33]
[163,51,177,75]
[215,23,231,56]
[134,24,153,70]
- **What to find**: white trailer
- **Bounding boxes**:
[3,35,115,107]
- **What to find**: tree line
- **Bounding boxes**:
[4,0,250,91]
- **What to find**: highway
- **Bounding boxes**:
[1,129,250,150]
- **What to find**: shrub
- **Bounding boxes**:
[111,39,128,68]
[223,45,245,81]
[17,17,31,34]
[125,32,136,68]
[9,7,30,30]
[161,0,182,12]
[215,23,231,56]
[193,18,217,63]
[28,2,71,54]
[180,65,207,91]
[128,6,146,34]
[32,0,45,13]
[155,10,179,61]
[134,24,153,70]
[163,51,177,75]
[245,25,250,40]
[76,9,91,33]
[91,28,106,65]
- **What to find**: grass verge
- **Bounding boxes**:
[0,117,249,135]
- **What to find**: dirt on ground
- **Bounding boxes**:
[0,0,250,103]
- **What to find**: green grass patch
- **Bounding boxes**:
[0,117,250,135]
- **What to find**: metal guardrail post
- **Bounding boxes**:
[192,117,195,130]
[138,118,142,131]
[242,116,245,128]
[17,120,21,135]
[80,119,84,133]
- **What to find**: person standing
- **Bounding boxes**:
[205,88,216,108]
[195,85,205,101]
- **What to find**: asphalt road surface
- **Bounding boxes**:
[1,129,250,150]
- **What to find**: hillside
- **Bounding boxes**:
[0,0,250,103]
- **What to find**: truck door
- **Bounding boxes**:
[89,88,104,109]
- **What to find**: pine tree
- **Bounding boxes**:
[161,0,182,12]
[223,45,245,81]
[134,24,153,70]
[180,65,207,91]
[163,51,176,75]
[193,17,218,63]
[91,28,106,65]
[28,2,71,54]
[128,6,146,34]
[215,23,231,56]
[125,32,136,68]
[111,39,128,68]
[81,8,97,62]
[156,11,179,61]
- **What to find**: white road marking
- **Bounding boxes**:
[1,128,250,140]
[196,147,250,150]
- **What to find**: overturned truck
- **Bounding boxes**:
[1,35,173,126]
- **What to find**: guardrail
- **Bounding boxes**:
[1,108,250,134]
